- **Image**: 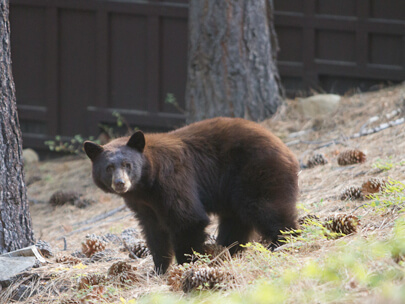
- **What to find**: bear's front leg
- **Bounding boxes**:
[171,220,208,264]
[135,205,173,274]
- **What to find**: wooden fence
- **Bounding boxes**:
[9,0,405,149]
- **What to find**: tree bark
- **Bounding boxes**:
[0,0,34,253]
[186,0,283,123]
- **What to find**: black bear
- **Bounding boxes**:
[84,117,299,274]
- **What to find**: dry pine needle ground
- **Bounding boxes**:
[4,83,404,303]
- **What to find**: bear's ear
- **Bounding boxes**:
[84,141,104,161]
[127,131,145,152]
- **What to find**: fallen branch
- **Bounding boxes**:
[286,139,339,147]
[73,204,127,227]
[352,117,404,138]
[287,117,404,148]
[57,214,132,240]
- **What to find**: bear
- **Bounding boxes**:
[84,117,299,274]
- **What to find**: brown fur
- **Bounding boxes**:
[84,117,299,274]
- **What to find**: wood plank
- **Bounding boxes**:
[147,15,160,113]
[45,7,59,136]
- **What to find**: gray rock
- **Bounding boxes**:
[298,94,341,118]
[23,148,39,165]
[0,257,36,281]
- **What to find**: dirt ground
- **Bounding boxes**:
[12,83,405,302]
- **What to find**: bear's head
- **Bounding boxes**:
[84,131,145,195]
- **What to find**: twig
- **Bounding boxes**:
[352,203,367,212]
[62,237,67,251]
[286,139,339,147]
[313,140,342,150]
[360,116,379,133]
[73,205,127,227]
[288,117,404,149]
[352,117,405,138]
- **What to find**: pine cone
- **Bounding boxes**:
[306,154,328,168]
[298,214,320,226]
[337,149,366,166]
[82,234,106,258]
[361,178,386,196]
[121,228,140,252]
[90,249,115,263]
[78,274,107,290]
[324,214,361,235]
[73,198,94,209]
[203,243,227,262]
[36,240,54,258]
[340,186,363,200]
[56,255,82,265]
[49,190,81,206]
[121,228,139,244]
[128,241,150,259]
[167,264,187,291]
[101,233,122,245]
[81,285,110,304]
[61,300,80,304]
[107,261,138,285]
[182,266,232,292]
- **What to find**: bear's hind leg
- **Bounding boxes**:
[217,216,253,255]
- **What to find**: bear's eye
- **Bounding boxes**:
[106,165,114,173]
[123,162,131,170]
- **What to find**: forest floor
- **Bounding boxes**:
[1,83,404,303]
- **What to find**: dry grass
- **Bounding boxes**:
[3,84,404,303]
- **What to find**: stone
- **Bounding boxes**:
[0,256,36,281]
[23,148,39,165]
[298,94,341,118]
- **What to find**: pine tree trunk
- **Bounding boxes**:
[0,0,34,253]
[186,0,283,123]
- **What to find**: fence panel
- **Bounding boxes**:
[9,0,405,149]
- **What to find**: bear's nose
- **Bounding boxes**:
[114,179,125,189]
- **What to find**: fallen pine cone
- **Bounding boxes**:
[337,149,366,166]
[56,255,82,265]
[182,266,233,292]
[36,240,54,258]
[306,154,328,168]
[82,234,106,258]
[340,186,363,200]
[298,214,320,226]
[361,178,386,196]
[49,190,81,207]
[167,263,233,293]
[61,300,80,304]
[107,261,139,285]
[90,249,116,263]
[127,240,150,259]
[81,285,111,304]
[324,214,361,235]
[78,274,107,290]
[203,243,228,262]
[167,264,187,292]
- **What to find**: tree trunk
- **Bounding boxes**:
[186,0,283,123]
[0,0,34,253]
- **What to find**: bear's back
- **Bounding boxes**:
[142,117,299,212]
[170,117,296,165]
